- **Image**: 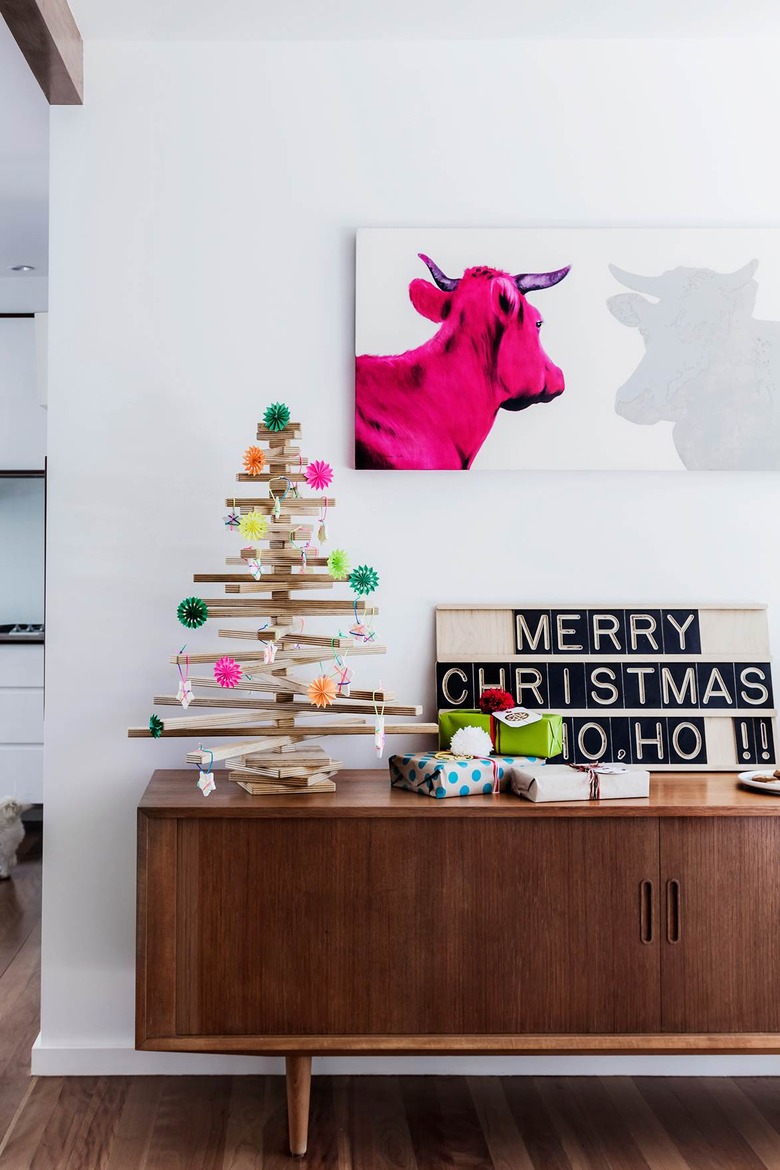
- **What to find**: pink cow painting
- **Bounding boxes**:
[355,254,570,470]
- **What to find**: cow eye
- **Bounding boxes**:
[535,320,543,329]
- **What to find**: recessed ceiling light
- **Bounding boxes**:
[9,265,35,272]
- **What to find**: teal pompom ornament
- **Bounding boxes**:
[177,596,208,629]
[263,402,290,432]
[349,564,379,596]
[149,714,163,739]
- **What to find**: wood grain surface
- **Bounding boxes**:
[138,769,780,817]
[7,836,780,1167]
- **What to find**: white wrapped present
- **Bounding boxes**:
[509,762,650,803]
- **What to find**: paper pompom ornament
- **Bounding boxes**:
[479,688,515,714]
[327,548,351,580]
[350,564,379,595]
[242,446,266,476]
[308,675,337,708]
[450,725,493,759]
[239,511,268,542]
[214,656,242,688]
[304,460,333,492]
[149,714,163,739]
[263,402,290,432]
[177,596,208,629]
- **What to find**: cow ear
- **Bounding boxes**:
[491,278,520,322]
[409,279,450,323]
[608,293,649,327]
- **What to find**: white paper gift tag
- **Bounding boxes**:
[176,679,194,709]
[491,706,543,728]
[197,770,216,796]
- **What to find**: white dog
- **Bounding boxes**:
[0,798,26,880]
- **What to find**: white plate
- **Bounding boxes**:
[738,769,780,794]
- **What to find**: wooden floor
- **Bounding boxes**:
[4,842,780,1167]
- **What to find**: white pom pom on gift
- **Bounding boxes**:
[450,725,493,759]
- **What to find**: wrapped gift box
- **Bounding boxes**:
[509,763,650,803]
[438,709,563,758]
[390,752,542,798]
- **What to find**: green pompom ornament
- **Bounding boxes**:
[327,548,351,581]
[349,564,379,596]
[149,714,163,739]
[177,596,208,629]
[263,402,290,432]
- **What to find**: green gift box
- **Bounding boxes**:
[438,709,563,758]
[438,710,492,750]
[495,712,563,758]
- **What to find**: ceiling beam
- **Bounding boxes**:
[0,0,82,104]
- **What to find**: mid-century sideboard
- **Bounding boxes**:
[137,769,780,1156]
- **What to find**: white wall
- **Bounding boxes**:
[40,37,780,1074]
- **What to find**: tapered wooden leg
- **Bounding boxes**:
[286,1054,312,1157]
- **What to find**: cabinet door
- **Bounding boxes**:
[661,818,780,1032]
[171,815,661,1037]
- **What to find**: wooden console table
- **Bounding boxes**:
[137,769,780,1155]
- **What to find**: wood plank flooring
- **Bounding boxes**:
[4,838,780,1167]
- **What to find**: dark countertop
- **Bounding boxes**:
[0,635,44,644]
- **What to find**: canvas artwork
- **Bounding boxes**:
[354,228,780,471]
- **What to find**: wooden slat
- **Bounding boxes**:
[195,573,334,584]
[256,423,302,438]
[130,722,438,738]
[185,736,295,765]
[153,695,421,717]
[235,471,307,482]
[224,579,337,593]
[228,497,334,510]
[0,0,83,104]
[207,601,377,616]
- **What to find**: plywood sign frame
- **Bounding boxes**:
[436,604,776,771]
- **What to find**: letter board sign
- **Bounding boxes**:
[436,605,776,770]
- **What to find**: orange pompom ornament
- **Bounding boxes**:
[307,675,337,708]
[242,446,266,476]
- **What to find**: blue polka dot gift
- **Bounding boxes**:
[389,749,541,799]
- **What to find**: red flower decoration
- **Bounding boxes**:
[479,688,514,714]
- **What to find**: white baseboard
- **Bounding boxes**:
[29,1036,780,1077]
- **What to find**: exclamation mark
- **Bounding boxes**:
[761,721,770,761]
[740,721,751,762]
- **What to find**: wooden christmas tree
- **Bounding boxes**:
[128,405,437,793]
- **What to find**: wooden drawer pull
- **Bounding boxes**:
[639,880,654,944]
[666,879,681,944]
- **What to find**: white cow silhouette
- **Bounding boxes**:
[608,260,780,469]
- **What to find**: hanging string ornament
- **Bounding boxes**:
[177,596,208,629]
[318,499,329,544]
[350,604,378,643]
[239,511,268,542]
[327,548,350,581]
[242,446,266,476]
[305,460,333,492]
[268,478,290,520]
[262,640,278,664]
[373,688,386,759]
[290,528,310,573]
[349,564,379,595]
[224,499,241,530]
[149,714,163,739]
[248,558,263,581]
[214,655,242,689]
[333,644,353,697]
[196,746,216,797]
[308,674,337,708]
[176,649,193,708]
[263,402,290,432]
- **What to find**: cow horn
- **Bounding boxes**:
[418,253,460,292]
[514,266,571,293]
[609,264,664,294]
[721,259,759,288]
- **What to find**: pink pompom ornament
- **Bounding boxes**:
[214,656,242,689]
[304,460,333,492]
